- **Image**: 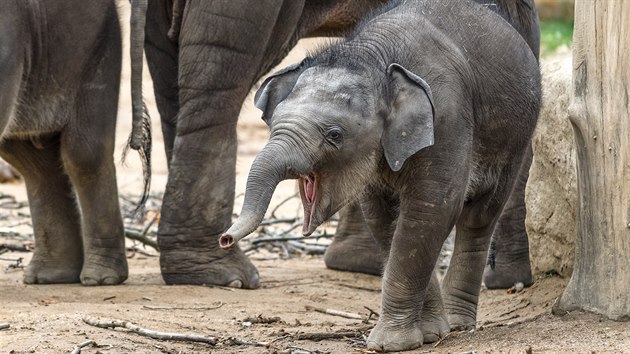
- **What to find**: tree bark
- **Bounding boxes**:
[556,0,630,320]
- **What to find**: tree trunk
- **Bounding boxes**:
[556,0,630,320]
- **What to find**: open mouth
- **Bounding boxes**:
[298,173,318,235]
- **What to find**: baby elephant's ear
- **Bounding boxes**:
[254,62,303,126]
[382,63,436,172]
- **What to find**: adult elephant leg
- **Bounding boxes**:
[157,1,294,287]
[483,145,533,289]
[324,201,383,275]
[0,137,83,284]
[145,0,179,161]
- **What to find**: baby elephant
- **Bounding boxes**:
[221,0,541,351]
[0,1,128,285]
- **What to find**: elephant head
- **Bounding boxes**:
[219,59,435,248]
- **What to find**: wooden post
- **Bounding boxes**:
[556,0,630,320]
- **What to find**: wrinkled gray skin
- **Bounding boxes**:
[137,0,388,287]
[222,0,541,350]
[0,1,127,285]
[327,0,540,290]
[134,0,536,289]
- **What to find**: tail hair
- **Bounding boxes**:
[123,102,152,215]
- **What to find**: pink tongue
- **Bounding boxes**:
[305,178,314,203]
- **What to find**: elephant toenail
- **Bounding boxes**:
[227,279,243,288]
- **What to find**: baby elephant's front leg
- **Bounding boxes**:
[367,210,451,352]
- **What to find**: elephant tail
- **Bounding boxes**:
[124,0,152,214]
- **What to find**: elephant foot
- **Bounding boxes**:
[367,318,423,352]
[324,203,384,275]
[421,310,450,343]
[160,246,260,288]
[80,252,128,286]
[324,233,383,275]
[483,259,533,289]
[24,259,82,284]
[445,312,476,332]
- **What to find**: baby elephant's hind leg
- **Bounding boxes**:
[61,28,127,286]
[0,137,84,284]
[61,122,127,286]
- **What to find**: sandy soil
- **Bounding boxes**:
[2,4,630,353]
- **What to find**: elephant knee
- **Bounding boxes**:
[61,138,114,175]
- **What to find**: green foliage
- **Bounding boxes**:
[540,19,574,56]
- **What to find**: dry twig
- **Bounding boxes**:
[242,314,282,324]
[0,243,32,252]
[295,330,363,341]
[334,283,381,293]
[363,306,380,323]
[304,305,363,320]
[432,332,451,348]
[125,229,159,251]
[250,233,332,245]
[260,217,298,226]
[70,339,95,354]
[82,317,216,345]
[223,337,269,347]
[270,193,298,218]
[143,302,224,311]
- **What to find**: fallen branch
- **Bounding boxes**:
[251,233,332,245]
[70,340,95,354]
[363,306,380,323]
[288,241,327,255]
[0,323,9,330]
[270,193,298,218]
[262,280,318,289]
[125,229,159,251]
[0,229,33,239]
[432,332,451,348]
[126,246,158,258]
[223,337,269,347]
[242,314,282,324]
[3,257,24,271]
[285,345,326,354]
[260,217,298,226]
[82,317,216,345]
[0,243,32,252]
[304,305,363,320]
[334,283,381,293]
[295,331,363,341]
[0,200,28,209]
[143,302,224,311]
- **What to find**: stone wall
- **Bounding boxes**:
[526,56,576,277]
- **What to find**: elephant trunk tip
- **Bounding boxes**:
[219,234,236,249]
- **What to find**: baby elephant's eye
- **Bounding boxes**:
[325,128,343,147]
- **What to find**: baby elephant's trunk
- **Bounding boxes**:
[219,143,296,248]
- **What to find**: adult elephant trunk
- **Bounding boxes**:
[220,142,303,248]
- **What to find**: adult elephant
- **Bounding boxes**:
[130,0,537,288]
[132,0,388,287]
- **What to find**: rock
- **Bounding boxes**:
[526,55,576,277]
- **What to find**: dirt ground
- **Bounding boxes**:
[2,5,630,354]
